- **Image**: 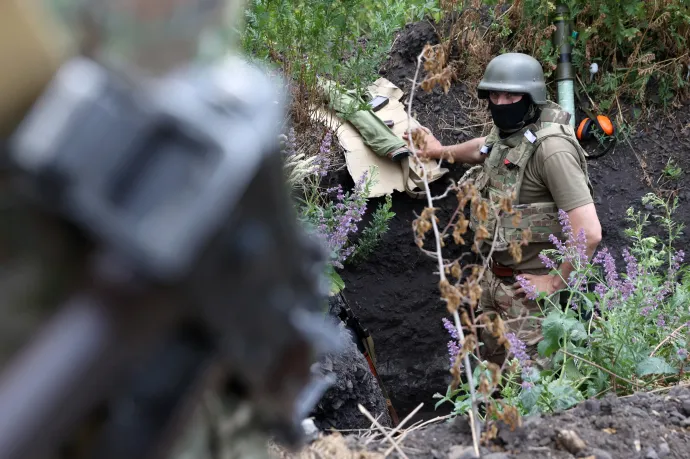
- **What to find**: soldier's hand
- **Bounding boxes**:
[513,273,559,297]
[402,126,442,160]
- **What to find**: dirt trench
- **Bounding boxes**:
[332,20,690,421]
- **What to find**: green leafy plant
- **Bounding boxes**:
[662,158,683,180]
[510,194,689,411]
[348,195,396,265]
[435,192,689,418]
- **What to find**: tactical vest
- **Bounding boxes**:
[465,101,593,253]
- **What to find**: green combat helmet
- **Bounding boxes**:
[477,53,547,105]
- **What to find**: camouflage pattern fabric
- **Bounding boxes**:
[478,268,552,369]
[469,101,593,253]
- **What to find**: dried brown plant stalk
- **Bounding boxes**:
[408,29,534,446]
[405,46,482,457]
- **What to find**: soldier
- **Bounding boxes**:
[0,2,338,459]
[404,53,602,366]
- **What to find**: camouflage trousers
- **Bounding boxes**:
[477,267,552,369]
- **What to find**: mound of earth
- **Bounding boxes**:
[307,295,393,431]
[335,19,690,420]
[282,386,690,459]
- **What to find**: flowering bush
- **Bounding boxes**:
[437,193,690,418]
[313,171,372,270]
[504,193,690,415]
[281,127,395,293]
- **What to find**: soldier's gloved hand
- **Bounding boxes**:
[402,126,442,160]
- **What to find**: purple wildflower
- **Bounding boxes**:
[516,275,538,300]
[539,253,557,270]
[622,249,641,281]
[567,271,588,292]
[574,228,588,264]
[315,170,369,268]
[505,332,530,367]
[447,341,461,368]
[313,131,333,177]
[657,315,666,328]
[591,247,639,307]
[545,211,588,267]
[442,318,461,368]
[558,209,573,239]
[521,381,534,391]
[668,250,685,281]
[678,348,688,361]
[442,318,459,340]
[673,250,685,271]
[619,280,636,301]
[593,248,620,288]
[548,233,567,255]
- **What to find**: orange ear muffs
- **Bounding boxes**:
[596,115,615,136]
[577,115,615,141]
[577,118,593,141]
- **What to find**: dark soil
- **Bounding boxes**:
[324,385,690,458]
[335,19,690,422]
[308,296,393,431]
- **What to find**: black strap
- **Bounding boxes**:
[573,84,617,160]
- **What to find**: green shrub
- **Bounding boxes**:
[436,193,690,419]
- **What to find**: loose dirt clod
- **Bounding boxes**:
[556,429,587,455]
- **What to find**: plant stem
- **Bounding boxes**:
[650,323,688,357]
[558,349,638,388]
[407,49,481,459]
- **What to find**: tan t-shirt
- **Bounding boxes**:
[491,135,593,270]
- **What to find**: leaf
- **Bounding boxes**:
[635,357,678,377]
[538,338,559,358]
[670,287,689,310]
[542,312,566,340]
[519,385,543,414]
[328,268,345,295]
[454,397,472,415]
[547,380,582,411]
[563,359,583,381]
[521,366,541,383]
[539,312,585,357]
[569,322,588,342]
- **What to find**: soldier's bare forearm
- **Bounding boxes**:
[551,204,603,290]
[428,137,487,165]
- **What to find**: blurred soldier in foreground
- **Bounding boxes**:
[0,1,339,458]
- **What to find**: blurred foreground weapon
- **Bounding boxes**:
[0,1,339,458]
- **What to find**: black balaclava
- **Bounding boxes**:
[489,95,541,137]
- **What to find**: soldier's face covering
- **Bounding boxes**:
[488,96,533,132]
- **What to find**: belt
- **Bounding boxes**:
[490,262,519,278]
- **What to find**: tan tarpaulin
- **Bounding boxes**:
[311,77,448,198]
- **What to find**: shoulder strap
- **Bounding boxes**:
[539,102,572,126]
[401,156,427,199]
